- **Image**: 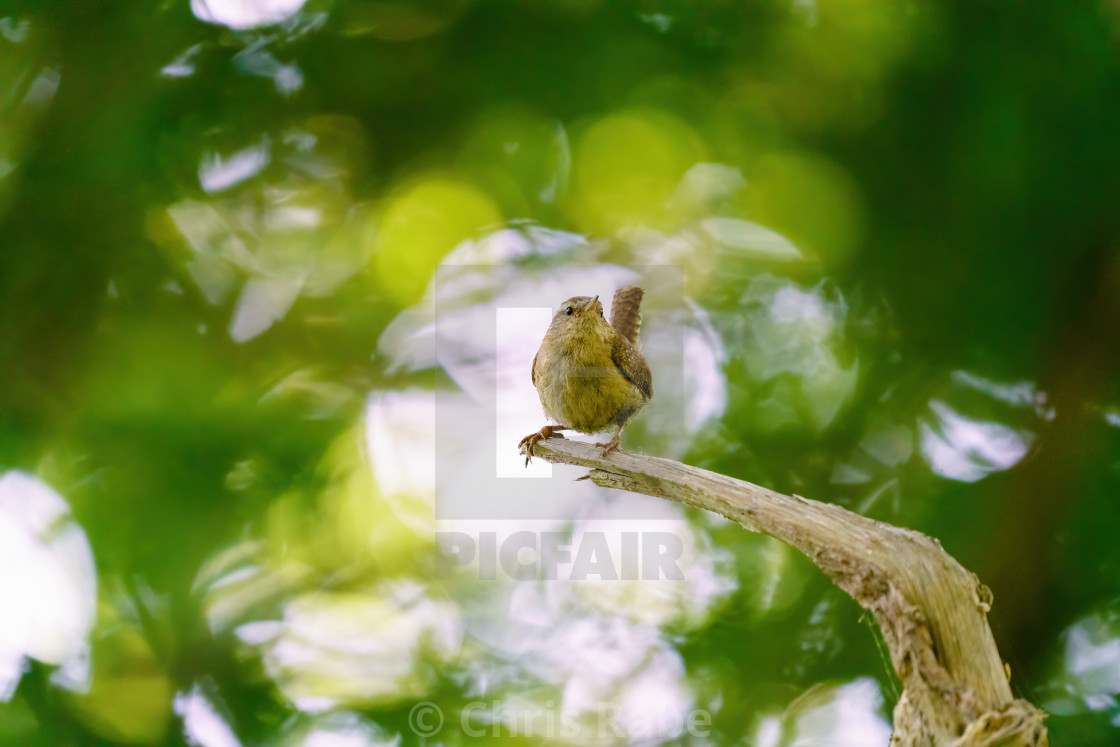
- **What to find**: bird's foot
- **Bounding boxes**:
[593,433,621,457]
[519,425,567,466]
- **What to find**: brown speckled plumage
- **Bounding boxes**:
[609,286,644,346]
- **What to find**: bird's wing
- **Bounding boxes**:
[531,348,539,387]
[611,334,652,400]
[610,286,643,345]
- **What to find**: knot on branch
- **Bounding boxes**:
[952,700,1048,747]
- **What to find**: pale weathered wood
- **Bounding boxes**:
[522,437,1048,746]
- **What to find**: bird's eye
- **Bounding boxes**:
[565,306,573,315]
[598,309,603,317]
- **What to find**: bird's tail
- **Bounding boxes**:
[610,286,644,345]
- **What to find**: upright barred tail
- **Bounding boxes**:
[610,286,644,345]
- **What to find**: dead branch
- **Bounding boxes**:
[522,437,1048,746]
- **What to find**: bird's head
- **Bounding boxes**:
[548,295,608,342]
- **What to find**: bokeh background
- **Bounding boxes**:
[3,0,1120,744]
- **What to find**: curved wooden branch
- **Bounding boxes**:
[522,437,1048,746]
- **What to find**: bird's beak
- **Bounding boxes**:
[579,296,599,316]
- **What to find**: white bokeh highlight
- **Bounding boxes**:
[0,471,96,700]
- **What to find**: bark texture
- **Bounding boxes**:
[522,437,1048,746]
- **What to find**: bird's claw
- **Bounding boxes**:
[519,426,567,467]
[593,435,621,458]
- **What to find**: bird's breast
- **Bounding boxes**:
[536,342,631,433]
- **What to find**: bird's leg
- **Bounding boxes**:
[519,425,568,466]
[594,425,623,457]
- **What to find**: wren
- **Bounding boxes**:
[519,286,652,465]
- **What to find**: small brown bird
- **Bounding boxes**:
[519,286,652,464]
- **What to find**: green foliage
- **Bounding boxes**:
[2,1,1120,744]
